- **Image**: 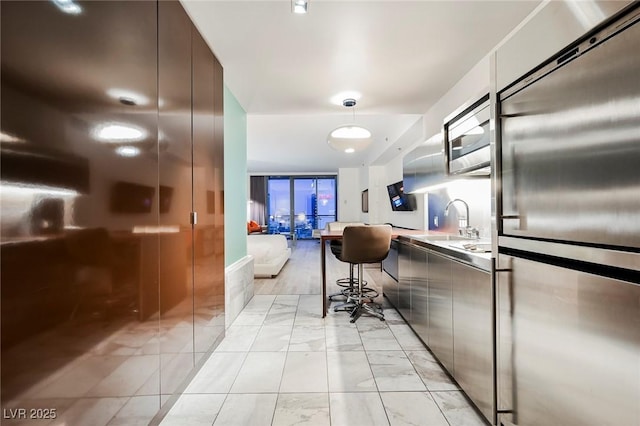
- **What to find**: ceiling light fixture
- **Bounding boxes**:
[292,0,308,14]
[327,98,372,154]
[330,91,361,106]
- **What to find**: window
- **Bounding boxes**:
[265,176,337,239]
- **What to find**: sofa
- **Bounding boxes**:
[247,234,291,277]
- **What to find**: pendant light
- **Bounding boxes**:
[327,98,372,154]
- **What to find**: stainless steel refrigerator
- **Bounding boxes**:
[495,5,640,426]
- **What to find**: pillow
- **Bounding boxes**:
[247,220,261,233]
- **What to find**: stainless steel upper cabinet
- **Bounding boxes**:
[499,13,640,249]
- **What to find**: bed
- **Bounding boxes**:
[247,234,291,277]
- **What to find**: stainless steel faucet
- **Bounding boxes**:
[445,198,478,238]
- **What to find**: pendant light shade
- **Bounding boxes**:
[327,98,372,153]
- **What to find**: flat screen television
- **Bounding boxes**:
[110,181,155,214]
[386,180,416,211]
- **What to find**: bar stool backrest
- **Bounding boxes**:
[341,225,392,264]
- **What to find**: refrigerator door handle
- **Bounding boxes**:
[495,256,515,426]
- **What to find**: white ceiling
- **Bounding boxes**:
[182,0,541,174]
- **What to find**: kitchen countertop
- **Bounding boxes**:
[396,233,492,272]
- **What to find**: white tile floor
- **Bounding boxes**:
[160,293,488,426]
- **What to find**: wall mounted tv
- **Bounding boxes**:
[386,180,416,211]
[110,181,155,214]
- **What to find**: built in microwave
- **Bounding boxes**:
[444,93,490,175]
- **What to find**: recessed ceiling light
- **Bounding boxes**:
[345,148,355,154]
[292,0,308,14]
[93,123,146,143]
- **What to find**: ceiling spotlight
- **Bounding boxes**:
[327,98,373,154]
[292,0,308,14]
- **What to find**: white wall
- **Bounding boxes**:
[337,167,360,222]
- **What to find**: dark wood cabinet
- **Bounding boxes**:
[1,1,224,421]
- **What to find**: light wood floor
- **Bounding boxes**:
[254,239,392,305]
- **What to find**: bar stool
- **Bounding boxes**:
[326,222,365,303]
[339,224,391,323]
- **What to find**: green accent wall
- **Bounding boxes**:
[224,85,247,267]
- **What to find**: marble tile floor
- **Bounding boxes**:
[160,293,488,426]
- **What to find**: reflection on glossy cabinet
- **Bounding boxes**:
[1,0,224,422]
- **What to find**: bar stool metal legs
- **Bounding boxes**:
[347,264,384,323]
[332,224,391,323]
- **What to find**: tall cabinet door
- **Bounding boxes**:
[192,30,225,358]
[158,0,195,397]
[1,0,162,416]
[212,47,225,332]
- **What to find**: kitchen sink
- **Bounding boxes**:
[450,242,492,253]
